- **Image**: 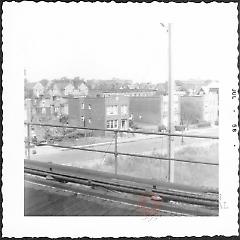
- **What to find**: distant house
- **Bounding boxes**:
[175,86,187,96]
[47,83,62,97]
[78,82,89,96]
[197,81,219,95]
[48,82,74,97]
[197,87,208,96]
[196,81,219,122]
[33,82,44,98]
[64,83,75,96]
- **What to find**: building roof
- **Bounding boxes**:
[24,179,166,216]
[102,89,157,93]
[33,82,44,89]
[72,80,86,89]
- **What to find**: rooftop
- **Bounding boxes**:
[103,89,157,93]
[24,176,168,216]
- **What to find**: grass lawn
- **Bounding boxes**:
[91,142,218,189]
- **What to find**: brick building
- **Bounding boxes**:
[129,95,181,128]
[68,96,129,135]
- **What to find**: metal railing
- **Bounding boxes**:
[24,122,219,176]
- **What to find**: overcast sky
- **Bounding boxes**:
[3,2,238,83]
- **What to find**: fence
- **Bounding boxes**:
[24,122,219,180]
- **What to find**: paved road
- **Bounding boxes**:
[30,127,218,169]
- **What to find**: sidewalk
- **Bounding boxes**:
[72,133,162,149]
[67,126,218,149]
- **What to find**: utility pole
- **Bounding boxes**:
[167,23,175,183]
[26,98,32,160]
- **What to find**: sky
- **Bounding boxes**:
[3,2,238,83]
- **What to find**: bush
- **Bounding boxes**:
[64,129,91,139]
[59,114,69,124]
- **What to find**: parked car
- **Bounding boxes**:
[158,125,167,132]
[175,125,186,131]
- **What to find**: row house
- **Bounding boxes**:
[30,97,68,119]
[32,80,89,99]
[33,82,45,98]
[48,81,88,98]
[68,95,129,136]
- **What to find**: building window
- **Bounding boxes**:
[121,105,128,115]
[121,119,127,129]
[81,103,85,109]
[107,120,118,129]
[88,104,92,110]
[114,120,118,128]
[42,107,46,114]
[88,118,92,124]
[106,105,118,115]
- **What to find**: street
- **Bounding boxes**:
[30,127,218,169]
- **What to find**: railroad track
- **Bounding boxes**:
[24,160,219,216]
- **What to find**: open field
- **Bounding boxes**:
[28,127,218,189]
[92,142,218,189]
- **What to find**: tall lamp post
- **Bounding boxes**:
[161,23,175,183]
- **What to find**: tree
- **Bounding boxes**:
[40,79,49,87]
[181,99,202,127]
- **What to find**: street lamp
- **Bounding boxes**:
[160,23,175,183]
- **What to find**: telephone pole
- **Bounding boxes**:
[167,23,175,183]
